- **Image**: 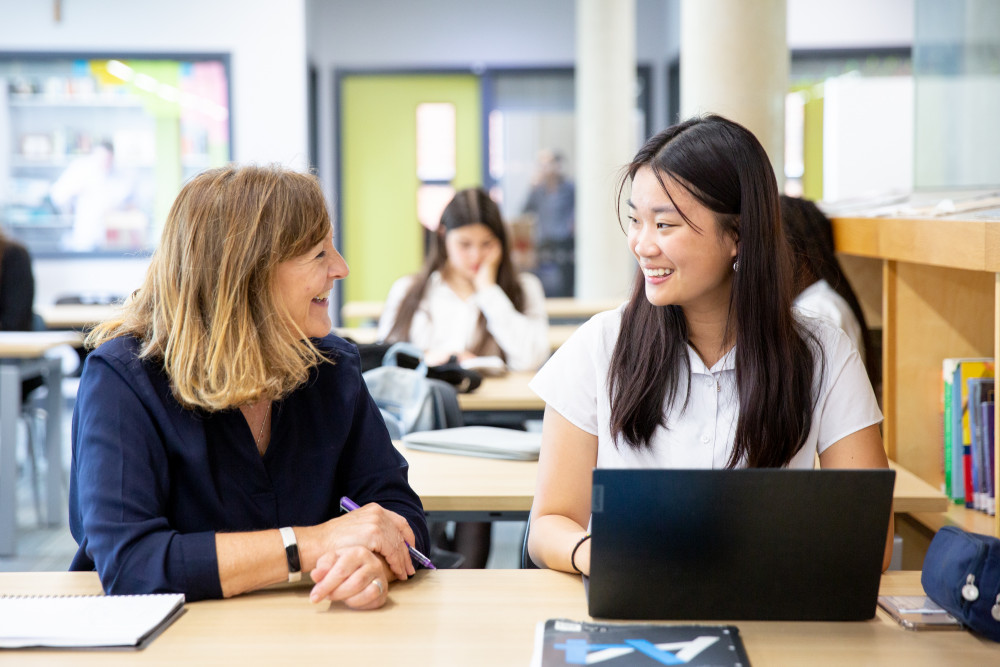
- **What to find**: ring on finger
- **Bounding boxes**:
[371,578,384,596]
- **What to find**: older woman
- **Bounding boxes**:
[69,165,429,609]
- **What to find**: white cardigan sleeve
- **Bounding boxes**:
[474,272,550,371]
[376,275,415,342]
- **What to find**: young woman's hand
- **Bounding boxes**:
[473,243,502,292]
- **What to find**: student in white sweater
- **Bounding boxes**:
[378,187,549,568]
[527,115,893,576]
[377,187,549,372]
[781,194,879,391]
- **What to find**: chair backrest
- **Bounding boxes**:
[520,518,539,569]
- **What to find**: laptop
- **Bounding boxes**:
[587,468,895,621]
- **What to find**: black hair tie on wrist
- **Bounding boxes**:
[570,533,592,574]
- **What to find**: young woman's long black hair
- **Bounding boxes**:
[384,187,525,358]
[780,195,879,390]
[609,115,820,468]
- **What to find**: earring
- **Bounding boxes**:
[732,258,739,273]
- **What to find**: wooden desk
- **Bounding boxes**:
[342,297,624,324]
[395,442,536,520]
[37,304,122,330]
[890,460,949,514]
[457,371,542,413]
[0,332,82,556]
[335,324,578,352]
[3,570,997,665]
[457,371,544,428]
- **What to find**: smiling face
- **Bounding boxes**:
[627,166,738,315]
[443,223,501,282]
[273,234,349,338]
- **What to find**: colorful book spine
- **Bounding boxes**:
[959,361,994,508]
[967,377,994,512]
[943,359,958,500]
[982,398,996,516]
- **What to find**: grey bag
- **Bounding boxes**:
[363,343,464,437]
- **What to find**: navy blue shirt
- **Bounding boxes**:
[69,334,429,601]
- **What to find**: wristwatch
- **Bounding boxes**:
[279,526,302,583]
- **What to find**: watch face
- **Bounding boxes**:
[280,527,301,577]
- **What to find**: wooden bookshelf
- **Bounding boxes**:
[832,212,1000,536]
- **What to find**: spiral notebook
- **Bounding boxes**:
[0,593,185,649]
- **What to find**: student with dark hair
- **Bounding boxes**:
[377,187,548,568]
[378,187,548,372]
[780,195,879,389]
[527,115,892,576]
[0,231,34,333]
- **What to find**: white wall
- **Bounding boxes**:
[0,0,309,306]
[788,0,913,49]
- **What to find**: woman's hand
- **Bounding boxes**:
[473,243,502,292]
[309,546,391,609]
[301,503,416,582]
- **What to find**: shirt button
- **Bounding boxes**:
[700,435,711,444]
[704,376,713,385]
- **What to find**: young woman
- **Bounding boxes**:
[70,165,429,607]
[527,115,893,575]
[377,187,549,568]
[781,194,879,390]
[377,187,549,372]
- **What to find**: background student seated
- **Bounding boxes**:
[377,186,549,372]
[781,194,879,391]
[377,187,549,568]
[70,165,429,608]
[527,115,893,576]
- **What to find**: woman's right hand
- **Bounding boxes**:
[300,502,417,581]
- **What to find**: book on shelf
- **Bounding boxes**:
[530,618,751,667]
[942,358,994,505]
[0,592,185,649]
[981,397,996,516]
[967,378,995,512]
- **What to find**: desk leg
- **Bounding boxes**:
[43,358,64,526]
[0,363,20,556]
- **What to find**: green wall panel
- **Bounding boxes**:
[340,74,482,314]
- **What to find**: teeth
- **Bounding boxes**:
[643,267,674,277]
[313,291,330,301]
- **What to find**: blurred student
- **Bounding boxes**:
[378,187,549,372]
[0,230,45,402]
[781,195,878,389]
[377,187,549,568]
[50,142,137,251]
[70,165,428,607]
[522,149,576,297]
[0,231,34,332]
[527,115,893,576]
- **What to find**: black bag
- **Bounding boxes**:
[345,339,482,393]
[921,525,1000,642]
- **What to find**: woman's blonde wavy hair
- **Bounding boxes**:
[86,164,333,411]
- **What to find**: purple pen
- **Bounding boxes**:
[339,496,437,570]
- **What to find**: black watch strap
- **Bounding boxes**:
[279,527,302,582]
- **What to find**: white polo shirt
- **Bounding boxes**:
[794,279,865,356]
[529,306,882,469]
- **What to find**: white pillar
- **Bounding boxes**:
[575,0,638,300]
[680,0,787,183]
